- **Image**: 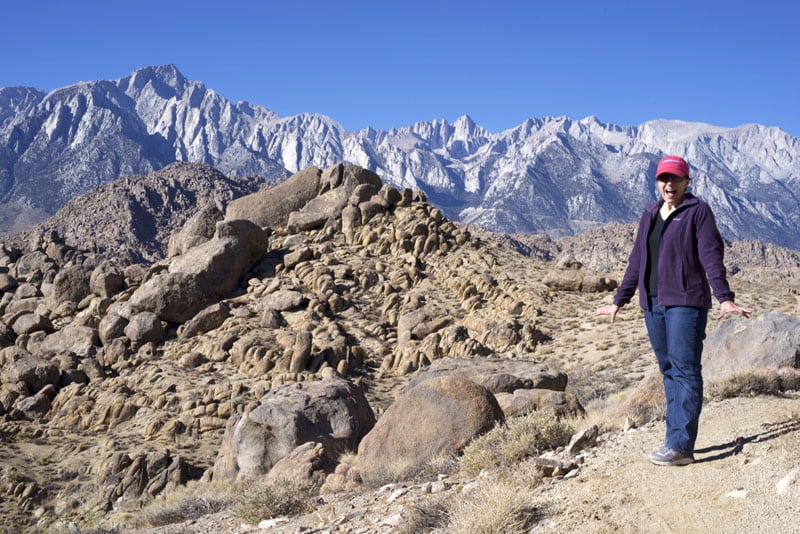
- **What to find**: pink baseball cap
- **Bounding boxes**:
[656,155,690,178]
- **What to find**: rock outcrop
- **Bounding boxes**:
[225,166,323,229]
[1,162,551,526]
[213,377,375,482]
[703,312,800,381]
[355,374,504,482]
[403,357,585,419]
[129,219,270,323]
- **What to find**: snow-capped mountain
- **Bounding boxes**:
[1,65,798,248]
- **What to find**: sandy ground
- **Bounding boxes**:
[532,393,800,534]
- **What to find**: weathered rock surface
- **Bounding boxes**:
[404,357,569,394]
[167,203,224,258]
[356,375,504,481]
[130,219,269,323]
[1,350,60,395]
[495,388,585,418]
[542,268,618,293]
[225,166,322,229]
[703,311,800,381]
[9,163,266,263]
[263,441,337,488]
[402,357,583,419]
[213,377,375,482]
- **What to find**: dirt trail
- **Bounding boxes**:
[532,393,800,534]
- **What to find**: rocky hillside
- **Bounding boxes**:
[0,163,556,531]
[5,162,265,263]
[467,219,800,286]
[0,164,798,533]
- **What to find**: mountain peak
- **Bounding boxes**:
[131,64,186,85]
[453,114,476,127]
[117,64,191,99]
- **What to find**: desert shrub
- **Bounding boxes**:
[359,454,459,488]
[782,368,800,391]
[445,474,538,534]
[337,450,358,467]
[613,371,665,426]
[397,496,450,534]
[459,411,574,475]
[134,479,234,528]
[232,478,317,525]
[317,450,361,494]
[61,509,107,532]
[706,367,800,400]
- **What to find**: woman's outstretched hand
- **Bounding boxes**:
[718,300,752,320]
[592,304,620,322]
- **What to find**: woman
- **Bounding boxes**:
[593,155,751,466]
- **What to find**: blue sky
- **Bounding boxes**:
[2,0,798,136]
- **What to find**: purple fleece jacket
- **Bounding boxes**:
[613,193,735,310]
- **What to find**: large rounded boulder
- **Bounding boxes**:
[703,311,800,381]
[356,374,504,481]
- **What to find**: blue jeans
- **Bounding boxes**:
[644,296,708,455]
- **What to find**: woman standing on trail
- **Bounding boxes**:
[593,155,751,466]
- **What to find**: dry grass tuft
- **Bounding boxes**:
[232,478,317,525]
[459,411,574,476]
[706,367,800,400]
[134,479,235,528]
[445,470,540,534]
[338,450,358,467]
[359,454,459,488]
[613,371,665,426]
[397,496,450,534]
[566,406,622,435]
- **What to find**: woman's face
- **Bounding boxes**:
[657,174,689,207]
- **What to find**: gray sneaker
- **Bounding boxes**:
[648,447,694,466]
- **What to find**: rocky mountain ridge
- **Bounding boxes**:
[1,65,798,248]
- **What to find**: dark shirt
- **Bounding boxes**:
[646,214,665,296]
